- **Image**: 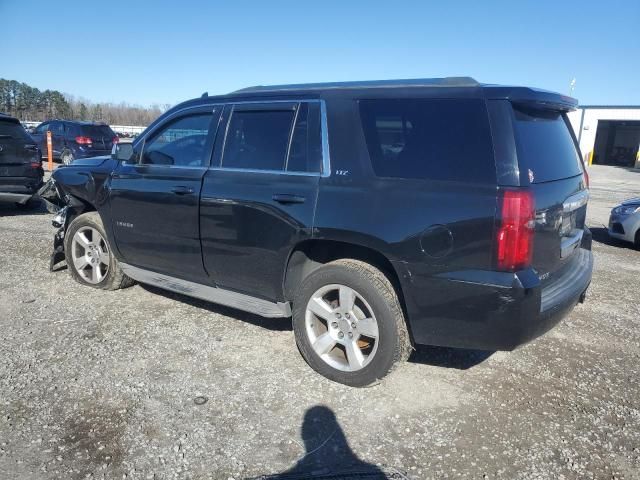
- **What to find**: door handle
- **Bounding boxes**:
[272,193,306,204]
[171,186,194,195]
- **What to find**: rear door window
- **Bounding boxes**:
[511,106,583,183]
[286,102,323,173]
[221,107,295,171]
[359,98,496,183]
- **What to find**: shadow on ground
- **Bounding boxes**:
[590,226,636,249]
[409,345,494,369]
[139,284,292,332]
[251,405,409,480]
[140,284,494,369]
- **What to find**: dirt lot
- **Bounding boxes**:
[1,165,639,479]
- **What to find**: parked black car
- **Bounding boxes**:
[39,78,593,386]
[30,120,118,165]
[0,113,43,206]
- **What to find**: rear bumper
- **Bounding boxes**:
[0,191,35,204]
[397,243,593,351]
[0,178,43,203]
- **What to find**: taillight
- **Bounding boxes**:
[496,189,535,272]
[113,136,119,144]
[30,161,41,169]
[75,136,92,145]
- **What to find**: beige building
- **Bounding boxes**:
[567,106,640,169]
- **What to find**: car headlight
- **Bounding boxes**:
[615,205,640,215]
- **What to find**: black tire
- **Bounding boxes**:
[635,230,640,250]
[292,259,411,387]
[64,212,134,290]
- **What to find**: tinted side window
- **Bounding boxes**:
[359,98,496,183]
[81,125,116,139]
[286,102,323,173]
[222,108,294,171]
[142,114,212,167]
[35,123,49,134]
[51,122,64,135]
[512,107,582,183]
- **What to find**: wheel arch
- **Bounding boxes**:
[283,239,414,342]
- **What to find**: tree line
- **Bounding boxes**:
[0,78,168,126]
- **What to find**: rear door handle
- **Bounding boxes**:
[171,186,194,195]
[272,193,306,204]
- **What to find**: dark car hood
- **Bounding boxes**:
[621,197,640,206]
[65,155,111,167]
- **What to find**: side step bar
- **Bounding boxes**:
[120,263,291,318]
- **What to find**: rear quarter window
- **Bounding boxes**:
[0,120,32,142]
[511,106,583,183]
[359,98,496,184]
[81,125,116,138]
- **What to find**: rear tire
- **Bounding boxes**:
[292,259,411,387]
[61,150,74,165]
[64,212,134,290]
[635,230,640,250]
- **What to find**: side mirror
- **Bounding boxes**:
[112,142,134,162]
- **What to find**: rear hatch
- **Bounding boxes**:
[75,124,116,152]
[511,104,588,287]
[0,119,41,187]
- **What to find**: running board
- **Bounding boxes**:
[120,263,291,318]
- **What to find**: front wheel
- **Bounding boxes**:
[292,259,411,387]
[64,212,134,290]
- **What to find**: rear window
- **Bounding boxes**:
[80,125,115,139]
[359,98,496,183]
[512,107,583,183]
[0,120,32,142]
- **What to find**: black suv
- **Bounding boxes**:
[40,78,593,387]
[30,120,118,165]
[0,113,43,206]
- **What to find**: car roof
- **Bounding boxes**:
[0,112,20,124]
[232,76,480,94]
[168,77,577,111]
[139,77,577,145]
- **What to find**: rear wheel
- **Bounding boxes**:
[61,150,74,165]
[64,212,133,290]
[292,259,411,387]
[635,230,640,250]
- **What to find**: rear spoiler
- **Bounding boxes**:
[483,86,578,112]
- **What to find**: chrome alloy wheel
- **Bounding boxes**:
[71,226,110,284]
[305,284,380,372]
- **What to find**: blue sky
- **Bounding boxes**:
[2,0,639,107]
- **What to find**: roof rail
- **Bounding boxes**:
[231,77,480,94]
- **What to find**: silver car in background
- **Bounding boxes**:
[609,198,640,248]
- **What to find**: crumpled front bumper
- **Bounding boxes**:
[37,178,66,213]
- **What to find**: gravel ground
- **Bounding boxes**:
[0,165,639,479]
